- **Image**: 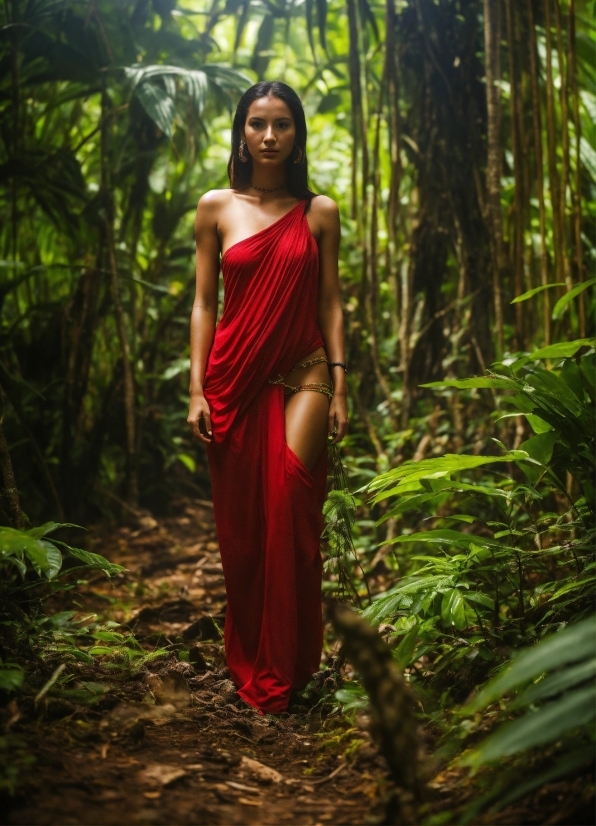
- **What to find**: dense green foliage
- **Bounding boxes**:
[353,338,595,816]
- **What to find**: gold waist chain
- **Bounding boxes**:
[268,356,334,401]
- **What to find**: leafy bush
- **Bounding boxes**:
[0,522,126,689]
[458,615,595,817]
[360,339,594,679]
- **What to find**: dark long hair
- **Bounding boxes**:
[227,81,316,207]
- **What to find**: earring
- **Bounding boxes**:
[293,146,303,165]
[239,141,248,163]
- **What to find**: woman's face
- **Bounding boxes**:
[242,95,297,167]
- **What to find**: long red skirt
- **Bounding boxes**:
[203,201,327,713]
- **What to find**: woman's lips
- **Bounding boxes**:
[260,150,279,155]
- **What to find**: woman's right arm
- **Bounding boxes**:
[187,193,222,444]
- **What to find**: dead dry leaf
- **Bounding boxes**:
[238,797,263,807]
[240,755,283,784]
[139,764,187,786]
[226,780,260,794]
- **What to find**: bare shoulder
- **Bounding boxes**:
[309,194,339,222]
[196,189,233,222]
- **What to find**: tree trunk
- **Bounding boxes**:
[105,217,139,509]
[100,87,138,508]
[0,382,26,528]
[484,0,506,356]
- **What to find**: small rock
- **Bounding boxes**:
[146,672,192,710]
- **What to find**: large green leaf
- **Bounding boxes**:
[135,82,175,137]
[510,657,596,710]
[395,623,419,668]
[464,617,596,713]
[0,527,49,574]
[552,280,596,320]
[441,589,466,630]
[519,431,557,466]
[367,453,522,500]
[511,283,565,304]
[62,545,125,577]
[527,338,595,361]
[41,540,62,580]
[389,529,504,551]
[0,669,24,691]
[421,378,514,391]
[462,684,595,767]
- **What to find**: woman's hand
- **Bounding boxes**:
[187,392,213,444]
[328,392,349,444]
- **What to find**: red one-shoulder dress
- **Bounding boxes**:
[203,200,327,714]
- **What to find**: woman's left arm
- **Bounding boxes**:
[314,197,349,444]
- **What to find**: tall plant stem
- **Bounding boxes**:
[105,218,139,509]
[567,0,586,336]
[544,0,565,292]
[0,382,25,528]
[554,0,572,294]
[101,88,138,508]
[527,0,551,343]
[505,0,525,348]
[483,0,505,356]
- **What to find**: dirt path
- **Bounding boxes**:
[4,501,388,826]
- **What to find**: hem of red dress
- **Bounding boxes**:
[237,687,290,715]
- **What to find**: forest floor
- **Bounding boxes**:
[2,499,390,826]
[2,499,593,826]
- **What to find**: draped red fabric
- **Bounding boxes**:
[203,200,327,714]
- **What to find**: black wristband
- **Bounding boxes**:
[328,361,348,372]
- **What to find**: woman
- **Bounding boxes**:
[187,80,348,714]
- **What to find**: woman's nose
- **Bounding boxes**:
[264,126,276,142]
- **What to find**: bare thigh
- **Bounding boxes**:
[284,347,331,473]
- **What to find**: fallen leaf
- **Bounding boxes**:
[139,764,187,786]
[238,797,263,807]
[143,791,162,800]
[226,781,260,794]
[186,763,204,771]
[240,755,283,784]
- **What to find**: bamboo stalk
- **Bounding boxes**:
[527,0,551,343]
[567,0,586,336]
[544,0,565,290]
[505,0,525,348]
[554,0,572,294]
[483,0,506,356]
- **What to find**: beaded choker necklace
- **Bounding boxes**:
[250,182,287,193]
